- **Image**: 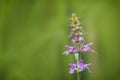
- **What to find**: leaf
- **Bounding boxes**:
[74,53,79,63]
[62,51,66,55]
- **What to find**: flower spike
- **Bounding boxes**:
[64,13,95,79]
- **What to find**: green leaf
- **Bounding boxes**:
[74,53,79,63]
[62,51,66,55]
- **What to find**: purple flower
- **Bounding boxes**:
[80,42,94,52]
[72,37,84,43]
[65,46,78,55]
[78,60,91,72]
[69,64,77,74]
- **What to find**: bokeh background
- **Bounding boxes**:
[0,0,120,80]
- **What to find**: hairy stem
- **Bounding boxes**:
[77,72,80,80]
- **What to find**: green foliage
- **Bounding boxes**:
[0,0,120,80]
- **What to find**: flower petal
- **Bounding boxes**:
[85,42,93,47]
[73,48,79,53]
[69,64,76,74]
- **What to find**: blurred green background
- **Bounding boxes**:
[0,0,120,80]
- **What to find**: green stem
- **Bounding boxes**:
[77,54,81,80]
[77,72,80,80]
[78,42,81,80]
[76,39,82,80]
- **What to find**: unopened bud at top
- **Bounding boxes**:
[70,13,81,27]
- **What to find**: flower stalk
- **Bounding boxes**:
[64,13,95,80]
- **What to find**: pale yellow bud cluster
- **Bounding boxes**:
[70,13,81,27]
[70,13,84,37]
